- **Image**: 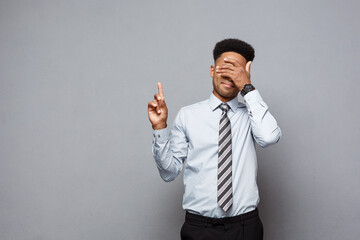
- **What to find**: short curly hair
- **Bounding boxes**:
[213,38,255,62]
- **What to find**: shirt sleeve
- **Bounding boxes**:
[243,89,282,148]
[151,108,188,182]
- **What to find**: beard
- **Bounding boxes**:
[213,79,239,100]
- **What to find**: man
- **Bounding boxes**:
[147,38,281,240]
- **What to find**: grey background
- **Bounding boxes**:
[1,0,359,239]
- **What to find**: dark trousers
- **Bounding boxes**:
[180,208,263,240]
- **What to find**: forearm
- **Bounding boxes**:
[152,128,186,182]
[244,90,282,147]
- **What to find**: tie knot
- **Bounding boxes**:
[219,103,230,113]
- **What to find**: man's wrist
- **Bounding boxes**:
[152,123,167,130]
[240,84,256,97]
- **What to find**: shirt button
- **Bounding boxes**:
[158,134,161,138]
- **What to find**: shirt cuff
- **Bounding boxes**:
[153,127,169,142]
[243,89,262,102]
[243,89,268,115]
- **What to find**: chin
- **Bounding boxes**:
[220,93,237,100]
[220,89,238,98]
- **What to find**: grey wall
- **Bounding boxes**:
[1,0,359,239]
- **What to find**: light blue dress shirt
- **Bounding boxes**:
[152,90,281,218]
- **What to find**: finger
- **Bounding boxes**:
[148,100,157,111]
[160,97,167,109]
[218,63,234,68]
[154,93,164,112]
[219,72,233,78]
[152,100,158,108]
[216,64,235,71]
[153,94,162,114]
[246,61,252,73]
[154,93,161,101]
[217,69,235,76]
[216,68,235,74]
[158,82,164,98]
[224,57,241,67]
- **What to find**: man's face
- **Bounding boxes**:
[210,51,247,102]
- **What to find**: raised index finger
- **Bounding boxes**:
[157,82,164,98]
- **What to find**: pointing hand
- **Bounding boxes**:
[148,82,168,130]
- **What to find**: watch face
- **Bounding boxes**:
[245,84,254,91]
[241,84,255,96]
[244,85,251,91]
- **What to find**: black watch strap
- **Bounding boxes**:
[241,84,256,97]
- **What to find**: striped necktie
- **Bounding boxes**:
[217,103,233,212]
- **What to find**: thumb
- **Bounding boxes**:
[246,61,252,73]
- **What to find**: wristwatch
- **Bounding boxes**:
[241,84,256,97]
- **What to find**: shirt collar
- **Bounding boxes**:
[209,92,245,112]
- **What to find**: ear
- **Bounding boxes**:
[210,65,214,78]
